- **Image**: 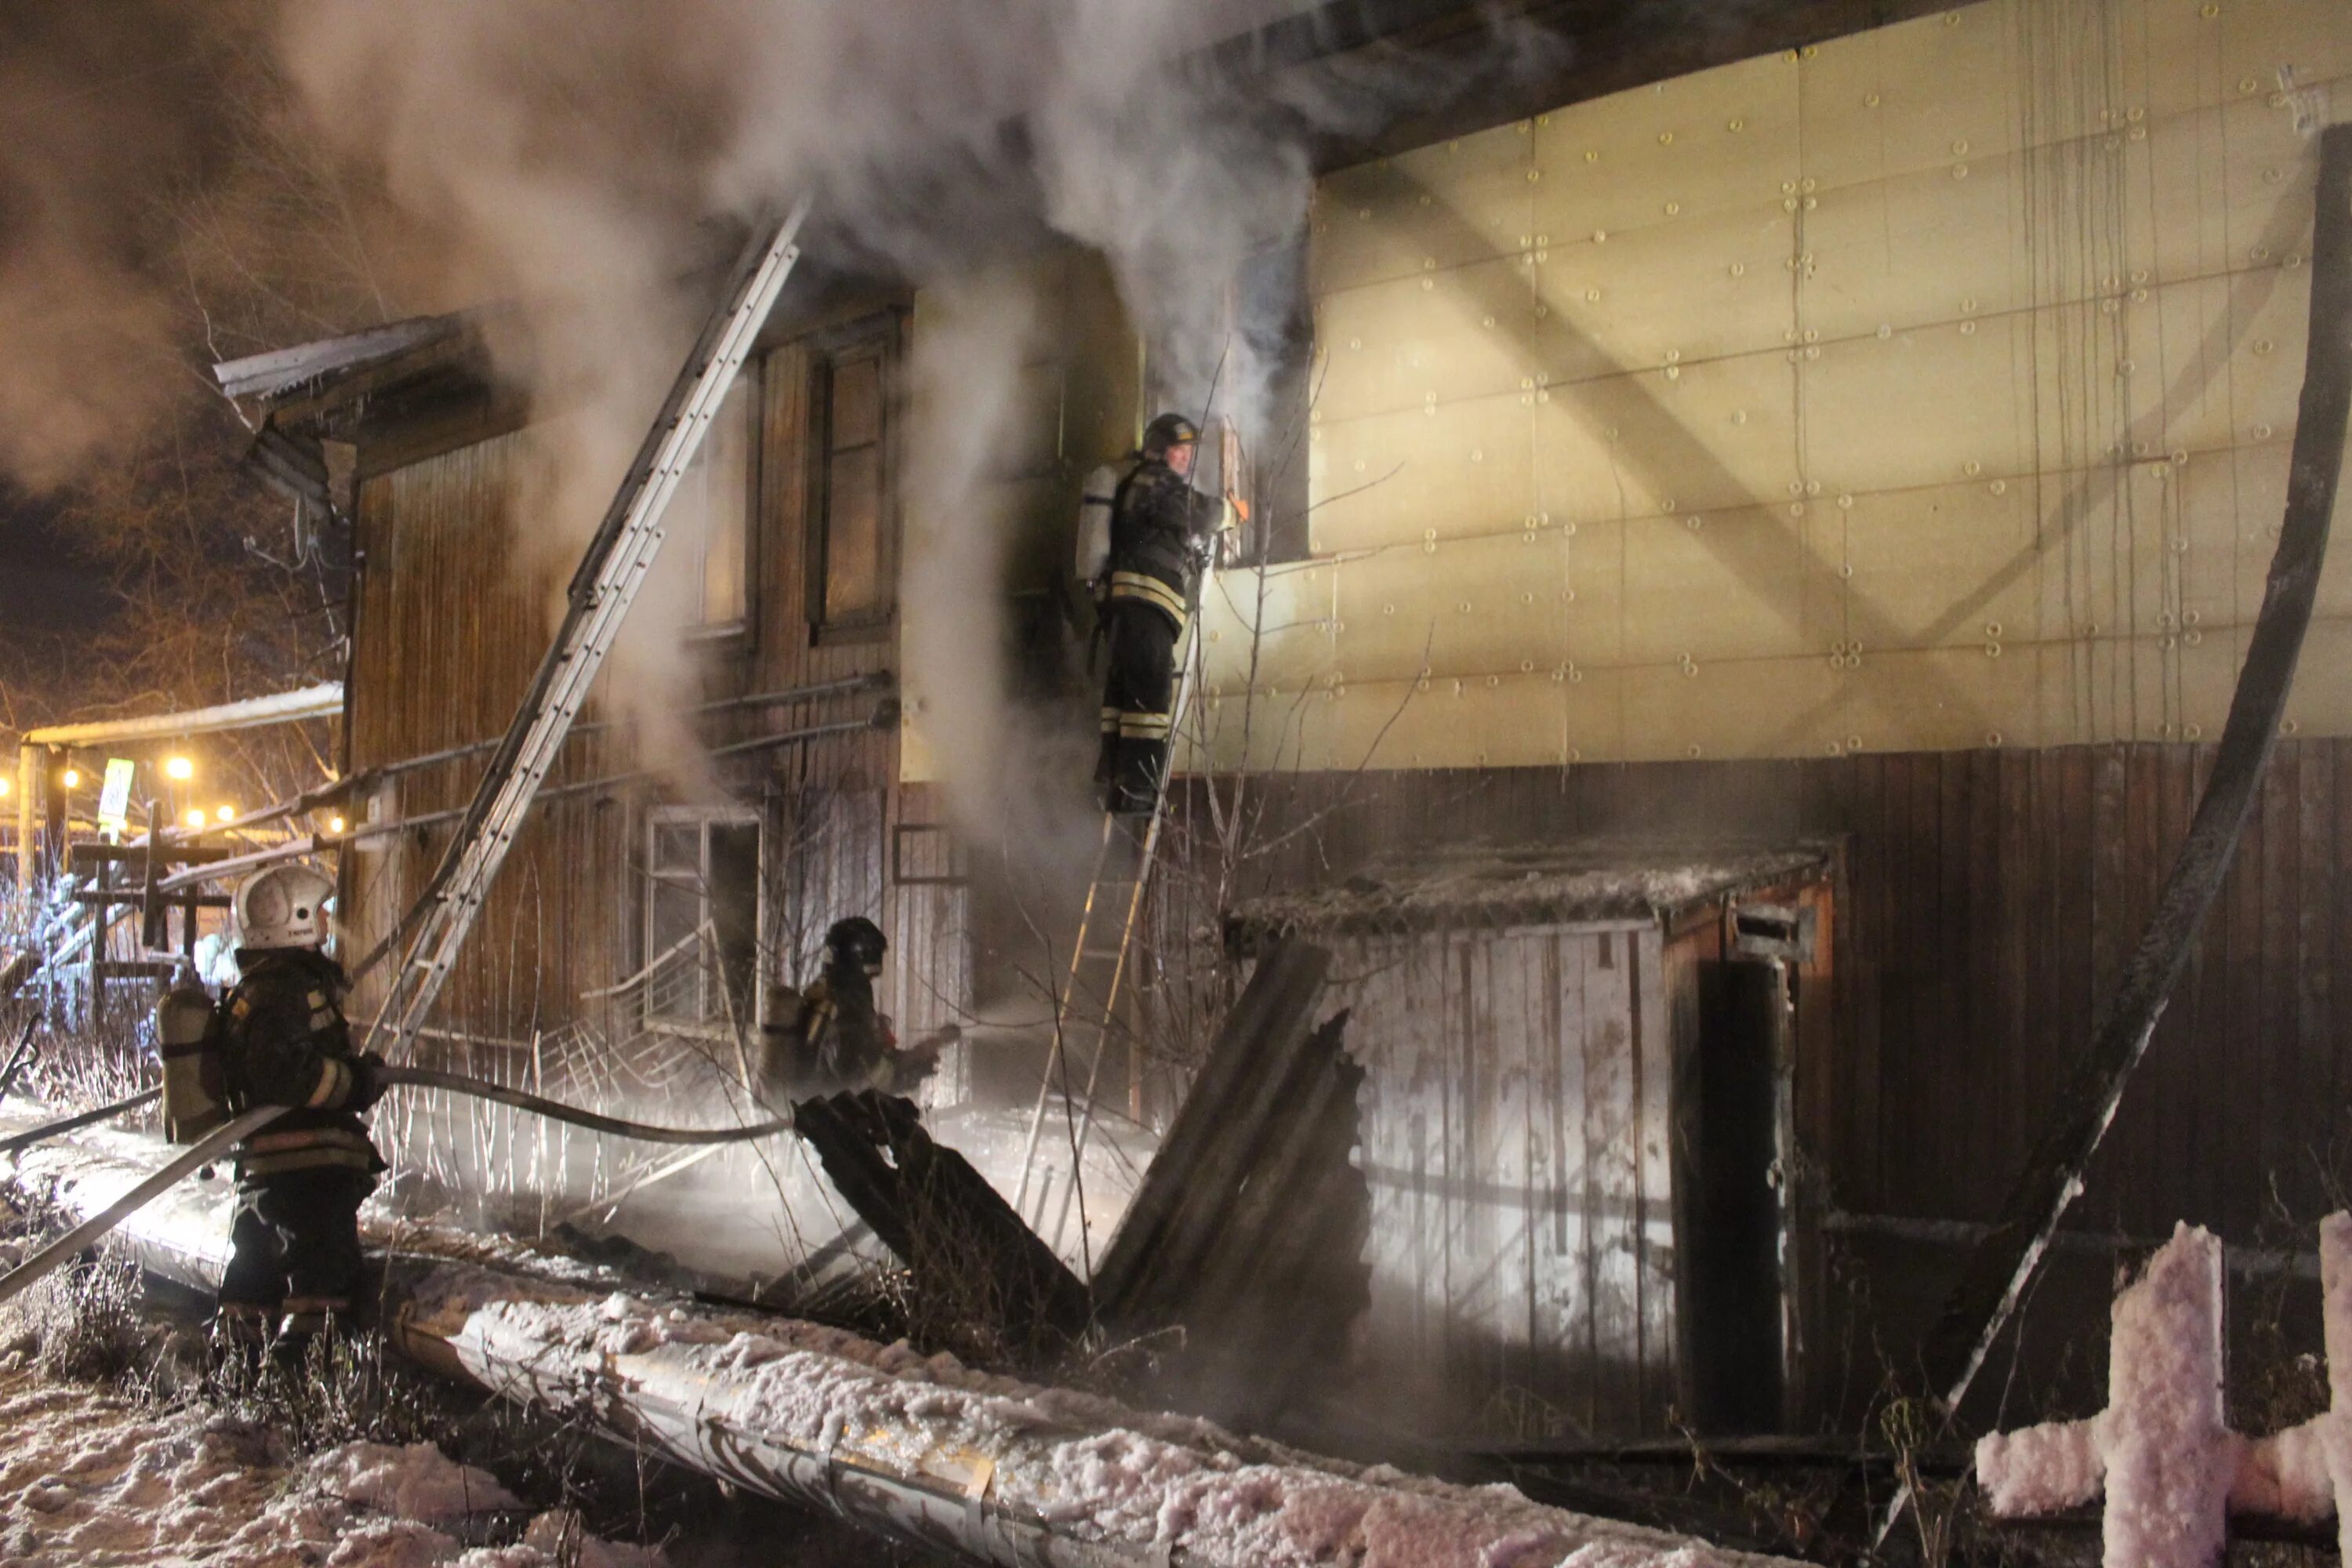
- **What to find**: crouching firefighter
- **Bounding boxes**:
[1083,412,1236,815]
[754,916,949,1104]
[207,864,389,1353]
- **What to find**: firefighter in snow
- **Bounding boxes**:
[1084,412,1236,815]
[212,864,388,1352]
[756,916,948,1102]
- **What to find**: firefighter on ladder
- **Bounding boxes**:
[212,864,389,1356]
[1083,412,1239,815]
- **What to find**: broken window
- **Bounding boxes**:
[670,371,754,631]
[807,315,899,641]
[642,810,762,1030]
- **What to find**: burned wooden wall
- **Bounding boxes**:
[1166,739,2352,1419]
[346,433,633,1044]
[341,330,969,1058]
[1325,923,1679,1443]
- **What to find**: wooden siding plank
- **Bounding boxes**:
[1631,924,1675,1434]
[1490,933,1538,1427]
[2260,750,2299,1218]
[2223,744,2267,1240]
[1552,931,1596,1432]
[1849,753,1884,1212]
[1581,927,1640,1431]
[2296,744,2336,1222]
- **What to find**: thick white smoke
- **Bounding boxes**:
[269,0,1367,819]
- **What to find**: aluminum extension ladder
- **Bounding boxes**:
[1010,561,1217,1241]
[369,202,811,1061]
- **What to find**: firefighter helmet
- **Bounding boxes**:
[825,916,887,972]
[1141,412,1200,459]
[234,864,336,952]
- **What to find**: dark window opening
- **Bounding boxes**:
[807,316,900,641]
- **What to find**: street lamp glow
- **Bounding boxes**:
[163,756,194,781]
[184,808,207,829]
[60,768,80,789]
[328,816,347,835]
[215,804,237,823]
[0,776,10,798]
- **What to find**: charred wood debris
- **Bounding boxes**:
[793,935,1371,1429]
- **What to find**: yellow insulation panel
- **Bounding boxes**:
[1196,0,2352,771]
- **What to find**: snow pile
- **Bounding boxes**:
[435,1275,1795,1568]
[1976,1225,2240,1568]
[0,1366,660,1567]
[1971,1220,2352,1568]
[2098,1225,2241,1568]
[2234,1213,2352,1551]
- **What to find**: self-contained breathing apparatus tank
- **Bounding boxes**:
[1074,462,1121,590]
[151,982,230,1145]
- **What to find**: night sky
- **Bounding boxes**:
[0,488,114,646]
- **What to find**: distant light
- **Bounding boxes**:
[164,756,194,781]
[215,804,237,823]
[328,816,347,835]
[0,776,9,798]
[61,768,81,789]
[185,808,208,829]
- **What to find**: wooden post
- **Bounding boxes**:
[89,855,111,1029]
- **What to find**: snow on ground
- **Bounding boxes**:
[0,1365,659,1568]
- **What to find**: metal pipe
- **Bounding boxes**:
[20,684,343,749]
[152,713,885,895]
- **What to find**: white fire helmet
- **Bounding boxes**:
[234,864,336,952]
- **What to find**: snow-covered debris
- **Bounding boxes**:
[2234,1212,2352,1552]
[421,1276,1797,1568]
[1976,1224,2239,1568]
[1975,1217,2352,1567]
[0,1365,658,1567]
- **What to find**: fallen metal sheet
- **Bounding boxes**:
[1092,939,1370,1431]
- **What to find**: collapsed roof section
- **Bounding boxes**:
[1227,840,1837,949]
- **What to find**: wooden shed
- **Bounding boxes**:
[1227,840,1837,1444]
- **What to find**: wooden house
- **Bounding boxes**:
[224,0,2352,1438]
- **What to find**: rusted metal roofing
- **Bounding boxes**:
[1226,838,1834,948]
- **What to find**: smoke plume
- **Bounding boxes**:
[6,0,1531,827]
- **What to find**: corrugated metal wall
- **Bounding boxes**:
[1192,0,2352,769]
[1326,923,1679,1442]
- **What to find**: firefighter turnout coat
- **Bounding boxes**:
[221,947,384,1185]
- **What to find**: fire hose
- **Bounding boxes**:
[0,1068,795,1308]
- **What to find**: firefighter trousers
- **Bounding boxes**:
[1096,600,1178,815]
[217,1170,374,1337]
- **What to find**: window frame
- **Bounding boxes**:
[640,806,765,1035]
[803,310,904,646]
[677,363,760,642]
